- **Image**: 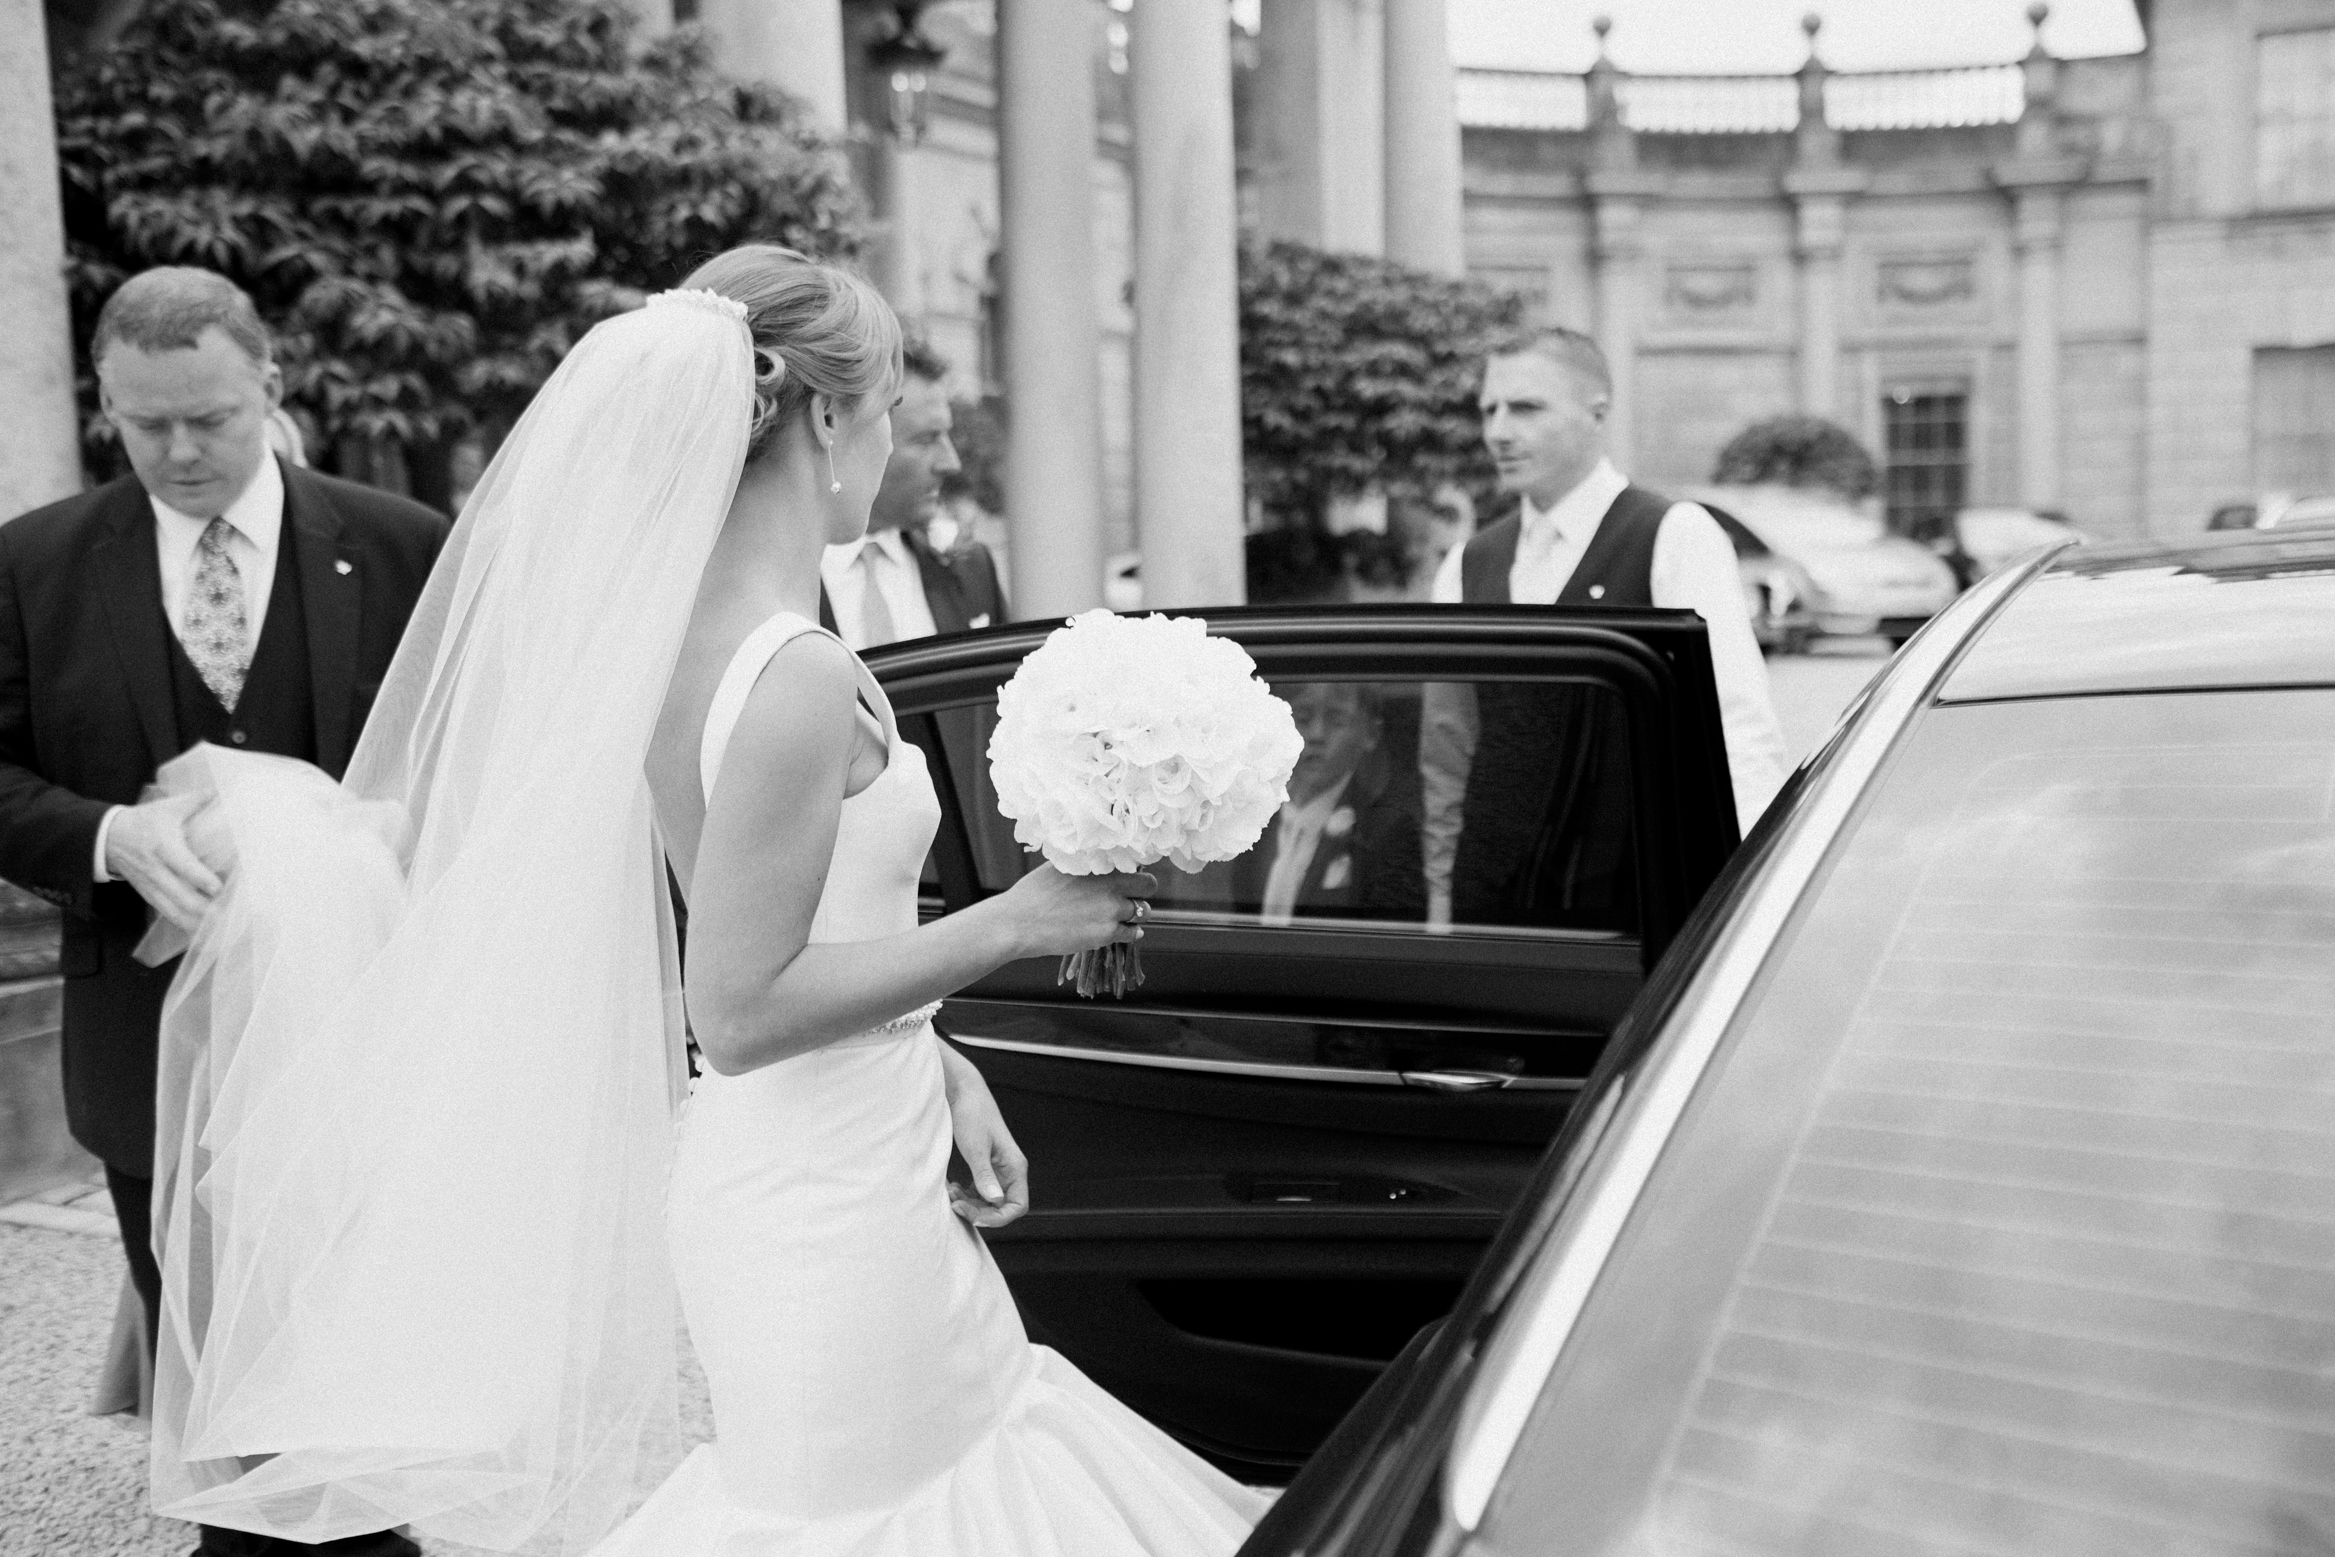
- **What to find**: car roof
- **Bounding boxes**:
[1938,529,2335,702]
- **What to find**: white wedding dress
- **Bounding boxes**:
[591,611,1266,1556]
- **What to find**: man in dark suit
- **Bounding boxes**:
[1235,682,1423,925]
[820,338,1008,647]
[0,268,445,1557]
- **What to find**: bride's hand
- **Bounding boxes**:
[940,1047,1029,1229]
[996,865,1155,959]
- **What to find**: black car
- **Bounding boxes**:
[866,605,1744,1480]
[1238,529,2335,1555]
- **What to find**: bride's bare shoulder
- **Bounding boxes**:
[731,629,860,740]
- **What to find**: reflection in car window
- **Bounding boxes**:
[1422,678,1637,936]
[1159,680,1426,926]
[1485,691,2335,1556]
[921,675,1637,939]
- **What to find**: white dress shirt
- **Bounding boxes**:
[1258,774,1355,927]
[94,456,287,882]
[1422,458,1792,921]
[821,528,938,650]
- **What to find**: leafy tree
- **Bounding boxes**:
[1710,414,1880,501]
[1238,241,1524,530]
[942,393,1007,517]
[54,0,864,503]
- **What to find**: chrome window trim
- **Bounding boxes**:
[1440,552,2063,1532]
[946,1032,1585,1092]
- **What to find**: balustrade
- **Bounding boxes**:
[1455,60,2032,136]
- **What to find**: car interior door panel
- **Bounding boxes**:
[869,608,1736,1480]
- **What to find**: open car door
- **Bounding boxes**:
[867,605,1739,1480]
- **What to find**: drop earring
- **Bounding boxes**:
[826,442,842,495]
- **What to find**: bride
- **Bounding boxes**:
[145,246,1266,1555]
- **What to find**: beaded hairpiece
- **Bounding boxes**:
[644,288,747,324]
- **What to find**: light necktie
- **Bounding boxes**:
[183,518,252,711]
[1515,511,1564,602]
[856,542,898,648]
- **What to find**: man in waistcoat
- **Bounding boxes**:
[0,268,445,1557]
[1421,328,1788,927]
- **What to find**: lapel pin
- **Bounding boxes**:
[1588,583,1606,600]
[335,559,354,575]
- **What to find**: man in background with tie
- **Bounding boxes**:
[820,339,1007,649]
[1421,328,1789,927]
[0,267,444,1557]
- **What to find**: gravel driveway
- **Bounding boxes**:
[0,1215,712,1557]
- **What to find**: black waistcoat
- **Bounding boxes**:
[164,520,318,764]
[1450,485,1670,931]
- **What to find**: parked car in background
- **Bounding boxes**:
[2207,491,2335,531]
[1702,502,1818,653]
[1952,505,2089,580]
[1692,484,1958,645]
[1240,527,2335,1556]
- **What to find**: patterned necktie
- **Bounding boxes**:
[183,518,251,712]
[856,543,898,648]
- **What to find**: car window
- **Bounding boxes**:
[1479,689,2335,1556]
[917,673,1638,940]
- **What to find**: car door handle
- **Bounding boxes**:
[1398,1069,1516,1093]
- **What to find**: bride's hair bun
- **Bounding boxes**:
[680,246,902,462]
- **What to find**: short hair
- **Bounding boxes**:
[901,335,951,385]
[1485,327,1611,402]
[682,245,905,461]
[92,267,272,368]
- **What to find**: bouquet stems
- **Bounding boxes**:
[1059,942,1145,999]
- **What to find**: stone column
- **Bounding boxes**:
[2002,176,2069,509]
[698,0,847,132]
[1130,0,1245,608]
[1785,171,1865,421]
[0,0,84,518]
[1783,18,1863,422]
[1381,0,1463,275]
[997,0,1106,616]
[1993,3,2077,510]
[863,136,922,316]
[1250,0,1384,255]
[1586,175,1656,470]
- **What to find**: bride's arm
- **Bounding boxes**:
[684,635,1147,1077]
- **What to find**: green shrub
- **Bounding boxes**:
[1710,414,1880,501]
[1239,242,1524,530]
[54,0,864,500]
[942,393,1006,518]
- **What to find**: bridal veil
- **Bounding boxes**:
[146,291,754,1552]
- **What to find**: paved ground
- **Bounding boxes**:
[0,641,1887,1555]
[0,1177,713,1557]
[1766,636,1894,767]
[1,1201,189,1557]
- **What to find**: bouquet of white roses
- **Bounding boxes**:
[989,609,1304,996]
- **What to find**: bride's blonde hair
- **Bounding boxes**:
[682,245,904,460]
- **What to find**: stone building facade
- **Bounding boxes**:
[1456,0,2335,540]
[16,0,2334,555]
[831,0,2335,544]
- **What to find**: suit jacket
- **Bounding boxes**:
[818,527,1010,641]
[0,460,448,1171]
[1225,745,1426,924]
[904,528,1007,635]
